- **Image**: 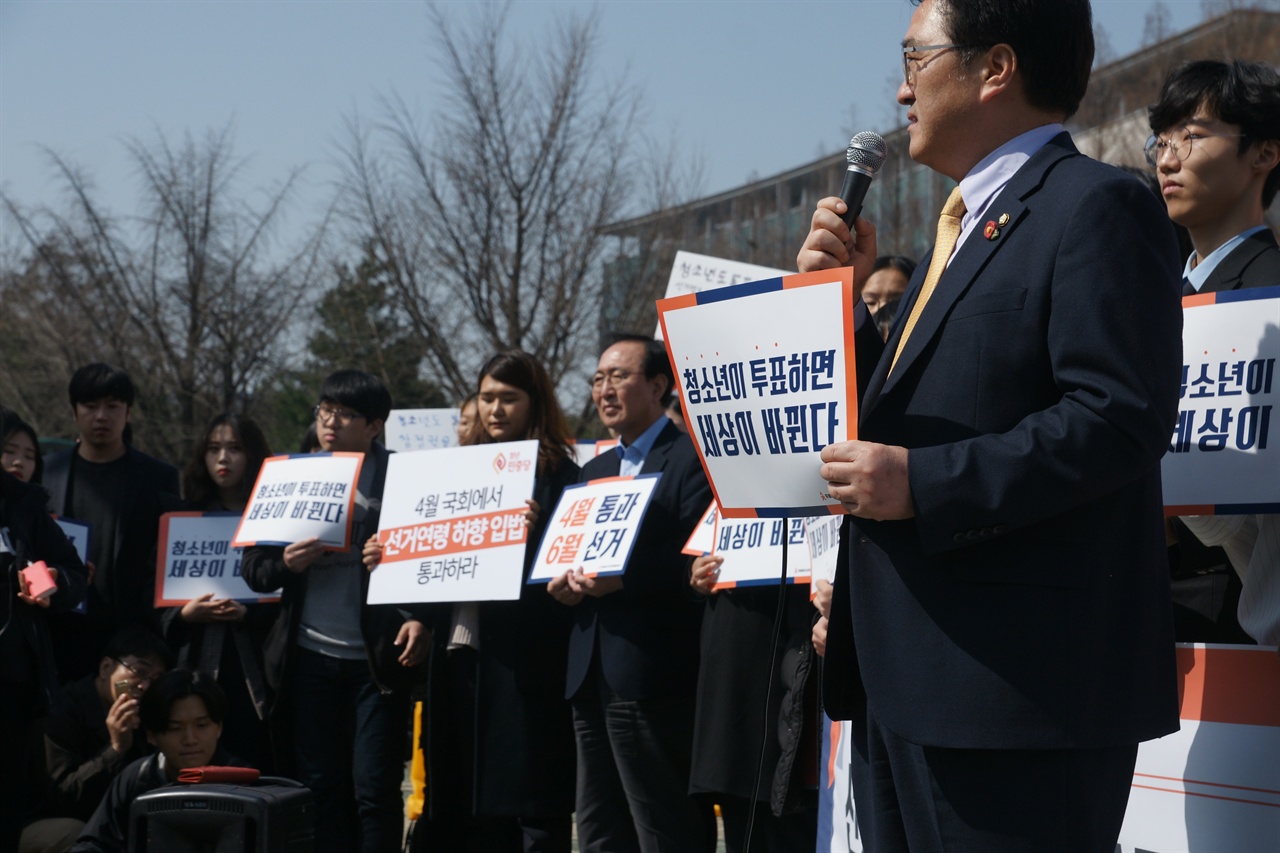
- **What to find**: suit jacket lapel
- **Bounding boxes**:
[862,134,1077,418]
[639,423,677,477]
[1200,230,1279,294]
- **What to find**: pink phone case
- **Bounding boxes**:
[20,561,57,600]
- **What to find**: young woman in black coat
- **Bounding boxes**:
[410,351,581,853]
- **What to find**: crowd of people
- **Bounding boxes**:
[2,1,1278,850]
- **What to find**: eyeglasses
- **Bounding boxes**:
[1144,127,1249,168]
[113,657,160,685]
[313,404,365,426]
[590,369,635,391]
[901,43,974,88]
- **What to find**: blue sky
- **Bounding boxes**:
[1,0,1206,252]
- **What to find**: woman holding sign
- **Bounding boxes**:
[162,413,276,771]
[411,350,580,853]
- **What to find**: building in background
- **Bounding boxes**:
[598,8,1280,342]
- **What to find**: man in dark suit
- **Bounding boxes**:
[797,1,1183,849]
[1151,59,1280,648]
[548,336,713,853]
[44,363,179,681]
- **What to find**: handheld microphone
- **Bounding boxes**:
[838,132,888,226]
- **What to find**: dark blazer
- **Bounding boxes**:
[564,420,711,701]
[824,133,1183,750]
[42,445,179,632]
[1199,227,1280,293]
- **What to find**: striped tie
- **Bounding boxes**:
[890,186,967,374]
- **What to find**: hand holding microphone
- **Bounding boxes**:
[796,131,886,290]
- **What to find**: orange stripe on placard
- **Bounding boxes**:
[1165,504,1215,517]
[1133,773,1280,797]
[1130,783,1280,809]
[1182,293,1215,308]
[827,720,842,789]
[1177,645,1280,727]
[377,508,527,563]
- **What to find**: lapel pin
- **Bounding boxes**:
[984,220,1000,241]
[997,212,1010,227]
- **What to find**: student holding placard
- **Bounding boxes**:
[1150,59,1280,647]
[687,552,819,853]
[403,350,580,853]
[160,413,276,771]
[241,371,427,853]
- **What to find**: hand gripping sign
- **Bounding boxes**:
[155,512,281,605]
[367,440,539,604]
[233,453,363,550]
[1163,286,1280,514]
[528,474,661,582]
[657,267,860,518]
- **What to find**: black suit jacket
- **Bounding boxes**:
[824,133,1183,750]
[564,420,711,701]
[42,446,179,632]
[1199,227,1280,293]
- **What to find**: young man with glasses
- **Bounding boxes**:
[37,628,173,828]
[798,0,1182,848]
[1150,59,1280,650]
[242,370,428,853]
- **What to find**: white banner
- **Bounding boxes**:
[232,453,363,549]
[154,512,280,605]
[528,474,661,581]
[367,441,539,604]
[384,408,460,453]
[1163,288,1280,513]
[654,250,790,338]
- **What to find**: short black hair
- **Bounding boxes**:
[68,363,135,408]
[608,334,675,407]
[140,669,228,734]
[927,0,1094,120]
[0,408,44,484]
[1149,60,1280,208]
[872,255,918,279]
[102,627,176,671]
[318,370,392,423]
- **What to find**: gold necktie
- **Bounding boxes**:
[890,186,967,374]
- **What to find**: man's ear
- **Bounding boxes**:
[98,657,115,680]
[978,43,1017,103]
[1252,138,1280,174]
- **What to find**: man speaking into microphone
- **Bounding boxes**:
[798,1,1183,850]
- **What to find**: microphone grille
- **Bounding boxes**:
[846,132,888,174]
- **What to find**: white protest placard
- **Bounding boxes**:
[709,515,811,588]
[232,453,363,549]
[806,514,844,585]
[655,251,790,338]
[1164,287,1280,514]
[154,512,280,605]
[54,517,90,614]
[385,408,460,453]
[528,474,661,581]
[53,517,90,565]
[657,267,860,518]
[572,439,619,470]
[1117,644,1280,852]
[366,440,539,604]
[682,502,719,556]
